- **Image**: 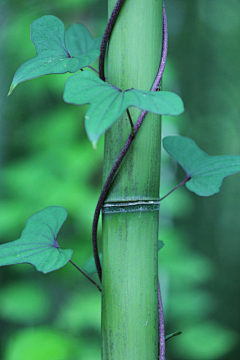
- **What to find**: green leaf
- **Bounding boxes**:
[82,253,102,274]
[8,15,102,94]
[158,240,164,251]
[163,136,240,196]
[63,71,184,144]
[165,330,182,341]
[0,206,73,273]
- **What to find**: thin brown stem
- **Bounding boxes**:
[69,260,102,292]
[160,176,191,202]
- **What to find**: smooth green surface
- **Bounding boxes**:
[64,71,184,143]
[101,0,163,359]
[9,15,102,94]
[163,136,240,196]
[102,211,159,359]
[0,206,73,273]
[82,241,163,275]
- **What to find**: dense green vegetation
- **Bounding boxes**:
[0,0,239,359]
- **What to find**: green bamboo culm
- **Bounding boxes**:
[101,0,163,359]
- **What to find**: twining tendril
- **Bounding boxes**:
[99,0,126,81]
[92,2,168,283]
[158,279,165,360]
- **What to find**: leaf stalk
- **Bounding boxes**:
[69,260,102,292]
[160,175,191,202]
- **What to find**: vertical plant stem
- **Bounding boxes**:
[101,0,163,359]
[92,2,168,284]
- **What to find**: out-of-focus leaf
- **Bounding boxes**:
[163,136,240,196]
[8,15,102,94]
[172,321,238,360]
[63,71,184,144]
[55,292,101,333]
[4,327,77,360]
[0,282,51,323]
[0,206,73,273]
[82,253,102,274]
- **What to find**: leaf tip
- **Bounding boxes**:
[8,83,16,96]
[92,141,97,150]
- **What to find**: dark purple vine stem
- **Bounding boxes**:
[99,0,126,81]
[92,2,168,283]
[158,279,165,360]
[88,65,99,74]
[160,175,191,202]
[69,260,102,292]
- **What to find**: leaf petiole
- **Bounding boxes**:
[160,176,191,202]
[88,65,99,74]
[69,260,102,292]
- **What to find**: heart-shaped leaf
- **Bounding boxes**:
[163,136,240,196]
[8,16,102,94]
[63,71,184,144]
[0,206,73,274]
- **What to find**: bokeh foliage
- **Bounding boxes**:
[0,0,240,359]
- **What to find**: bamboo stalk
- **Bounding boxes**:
[101,0,163,359]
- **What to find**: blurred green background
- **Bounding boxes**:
[0,0,239,359]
